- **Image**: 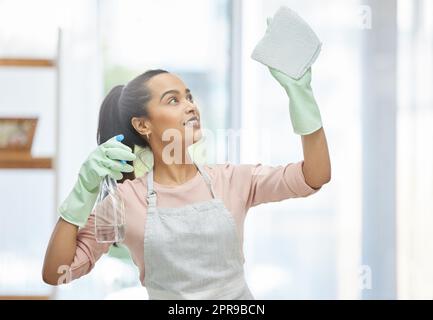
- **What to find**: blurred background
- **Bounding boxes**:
[0,0,432,300]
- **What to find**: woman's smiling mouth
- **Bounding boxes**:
[183,116,200,127]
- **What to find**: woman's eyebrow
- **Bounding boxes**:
[160,88,191,102]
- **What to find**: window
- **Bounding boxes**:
[241,0,363,299]
[100,0,233,164]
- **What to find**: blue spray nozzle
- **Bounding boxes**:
[116,134,124,142]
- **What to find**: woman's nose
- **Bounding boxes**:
[184,100,197,112]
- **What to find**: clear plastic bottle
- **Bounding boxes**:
[94,176,125,243]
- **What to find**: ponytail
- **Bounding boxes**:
[96,69,169,182]
[97,85,124,145]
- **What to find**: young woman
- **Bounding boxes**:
[42,68,331,299]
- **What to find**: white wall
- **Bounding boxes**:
[0,0,103,296]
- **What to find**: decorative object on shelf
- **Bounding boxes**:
[0,117,38,155]
[0,117,52,168]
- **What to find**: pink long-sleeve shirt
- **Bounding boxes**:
[69,161,319,284]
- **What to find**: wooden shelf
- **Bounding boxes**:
[0,157,53,169]
[0,58,55,68]
[0,30,61,302]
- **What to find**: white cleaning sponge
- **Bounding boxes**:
[251,6,322,80]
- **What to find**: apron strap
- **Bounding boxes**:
[195,163,216,199]
[146,168,157,207]
[146,162,216,207]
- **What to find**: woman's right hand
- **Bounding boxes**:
[78,134,136,193]
[58,134,136,228]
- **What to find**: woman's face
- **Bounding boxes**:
[145,72,202,148]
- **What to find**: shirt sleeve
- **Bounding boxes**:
[68,213,112,281]
[222,160,320,211]
[68,185,125,282]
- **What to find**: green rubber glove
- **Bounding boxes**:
[269,67,322,135]
[58,135,136,228]
[133,138,208,178]
[133,144,153,177]
[266,17,323,135]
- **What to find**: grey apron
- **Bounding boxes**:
[143,162,254,300]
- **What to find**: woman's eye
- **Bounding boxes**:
[168,95,193,105]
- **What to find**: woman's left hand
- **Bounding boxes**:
[269,66,323,135]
